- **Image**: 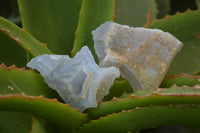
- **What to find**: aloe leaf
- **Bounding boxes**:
[0,95,89,133]
[72,0,115,60]
[77,105,200,133]
[193,70,200,76]
[0,110,32,133]
[17,0,82,55]
[115,0,158,27]
[32,117,57,133]
[160,73,200,88]
[104,73,200,101]
[0,16,52,57]
[0,110,50,133]
[86,86,200,119]
[32,118,57,133]
[0,31,26,67]
[0,64,61,100]
[31,117,49,133]
[103,80,133,101]
[150,10,200,75]
[156,0,170,18]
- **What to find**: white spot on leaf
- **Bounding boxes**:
[8,85,13,91]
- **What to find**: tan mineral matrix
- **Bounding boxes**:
[93,22,183,91]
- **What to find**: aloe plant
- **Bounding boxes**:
[1,0,200,132]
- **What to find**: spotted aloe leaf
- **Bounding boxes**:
[0,16,52,57]
[78,105,200,133]
[72,0,115,60]
[150,10,200,75]
[0,65,62,132]
[0,64,61,99]
[17,0,82,55]
[0,95,89,133]
[86,86,200,119]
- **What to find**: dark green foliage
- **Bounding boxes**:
[1,1,200,133]
[18,0,82,55]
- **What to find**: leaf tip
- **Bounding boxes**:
[23,28,27,32]
[144,12,152,28]
[175,11,180,15]
[195,33,200,39]
[113,13,116,20]
[186,8,191,12]
[79,11,81,17]
[194,84,200,89]
[75,31,77,36]
[42,43,47,47]
[0,63,27,71]
[0,63,7,68]
[112,97,119,101]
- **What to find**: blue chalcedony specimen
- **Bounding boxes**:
[27,46,120,112]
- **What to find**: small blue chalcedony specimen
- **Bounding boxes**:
[92,22,183,91]
[27,46,120,112]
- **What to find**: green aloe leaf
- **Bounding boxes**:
[103,80,133,101]
[17,0,82,55]
[31,117,57,133]
[0,17,52,57]
[0,95,89,133]
[0,111,32,133]
[115,0,158,27]
[0,110,51,133]
[160,73,200,88]
[104,73,200,101]
[72,0,115,60]
[0,111,56,133]
[77,105,200,133]
[0,31,26,67]
[86,86,200,119]
[150,10,200,75]
[0,64,61,99]
[31,117,50,133]
[193,70,200,76]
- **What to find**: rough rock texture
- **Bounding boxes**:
[92,21,183,91]
[27,46,120,112]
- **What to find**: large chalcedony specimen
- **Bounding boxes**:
[27,46,120,112]
[92,22,183,91]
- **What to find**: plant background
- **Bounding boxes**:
[0,0,198,71]
[1,0,200,133]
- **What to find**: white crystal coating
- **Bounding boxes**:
[27,46,120,112]
[92,21,183,91]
